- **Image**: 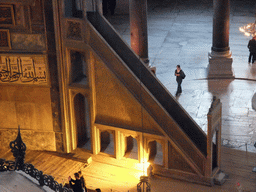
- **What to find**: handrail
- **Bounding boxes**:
[1,127,73,192]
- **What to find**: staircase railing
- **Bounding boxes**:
[87,11,207,156]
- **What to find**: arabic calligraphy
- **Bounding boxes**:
[0,55,47,84]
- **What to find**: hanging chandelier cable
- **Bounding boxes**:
[139,59,145,174]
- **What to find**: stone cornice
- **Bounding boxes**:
[1,0,35,6]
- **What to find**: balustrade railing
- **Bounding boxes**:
[0,126,73,192]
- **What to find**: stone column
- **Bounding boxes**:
[95,0,103,14]
[208,0,233,78]
[129,0,149,65]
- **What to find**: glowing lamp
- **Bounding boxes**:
[239,21,256,37]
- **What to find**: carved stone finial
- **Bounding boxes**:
[9,125,26,170]
[208,96,220,113]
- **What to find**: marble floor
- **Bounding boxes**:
[107,0,256,152]
[0,171,52,192]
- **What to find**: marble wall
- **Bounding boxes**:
[0,129,55,150]
[0,86,55,150]
[11,34,46,51]
[0,0,61,151]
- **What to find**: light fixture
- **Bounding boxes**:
[239,21,256,37]
[137,175,151,192]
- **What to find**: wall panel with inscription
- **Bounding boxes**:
[0,54,48,85]
[0,0,63,152]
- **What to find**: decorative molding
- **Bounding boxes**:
[66,20,82,41]
[0,5,15,25]
[0,0,35,5]
[0,29,11,49]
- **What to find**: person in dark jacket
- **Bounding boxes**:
[68,173,83,192]
[174,65,185,96]
[78,171,87,192]
[103,0,116,15]
[248,36,256,64]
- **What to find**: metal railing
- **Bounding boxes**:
[0,127,73,192]
[0,158,72,192]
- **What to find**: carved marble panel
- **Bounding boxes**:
[67,20,82,40]
[15,4,25,26]
[0,29,11,49]
[30,0,43,24]
[0,5,15,25]
[11,34,46,51]
[0,129,55,151]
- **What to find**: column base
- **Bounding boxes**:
[214,171,228,185]
[208,51,234,79]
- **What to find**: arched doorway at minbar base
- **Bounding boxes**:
[100,130,115,156]
[74,93,91,150]
[148,140,163,166]
[124,135,139,160]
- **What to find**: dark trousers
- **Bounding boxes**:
[248,52,256,63]
[176,80,182,94]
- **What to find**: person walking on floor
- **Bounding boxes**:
[247,36,256,64]
[68,173,84,192]
[174,65,185,96]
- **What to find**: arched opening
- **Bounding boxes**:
[74,93,90,150]
[148,141,163,165]
[70,51,87,84]
[124,136,138,160]
[100,131,114,155]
